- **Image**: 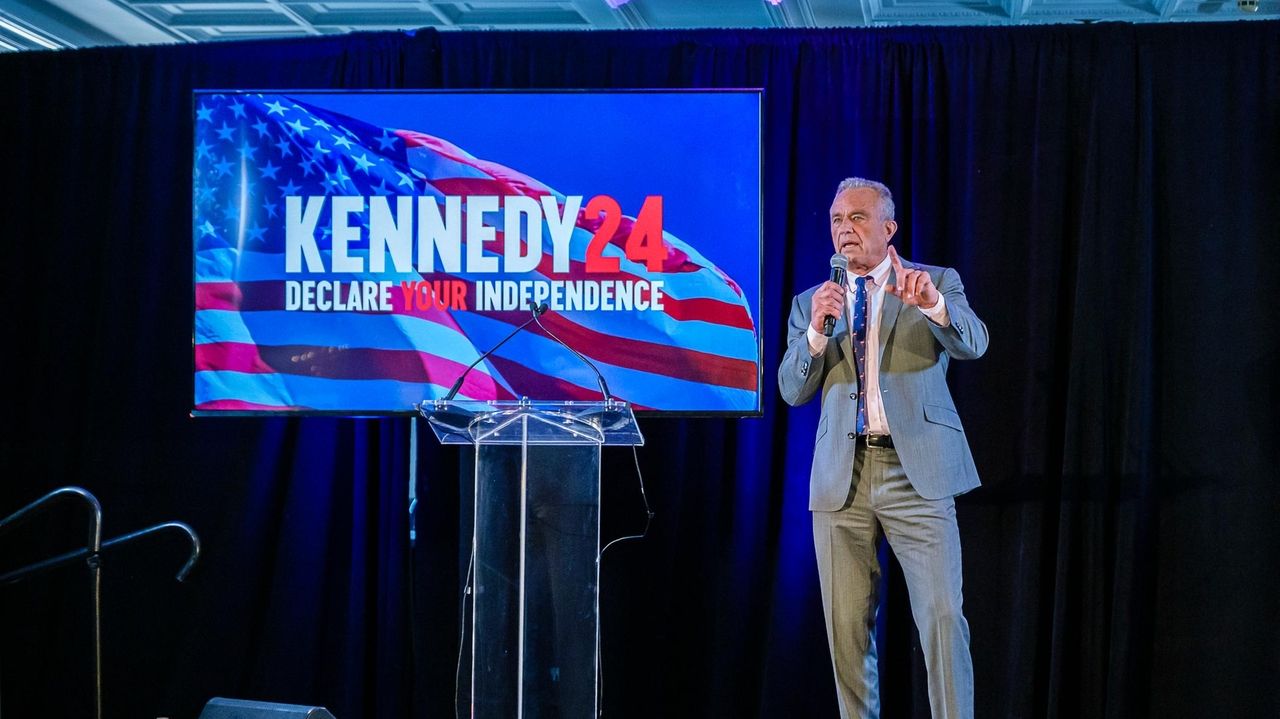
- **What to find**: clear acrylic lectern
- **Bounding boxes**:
[419,398,644,719]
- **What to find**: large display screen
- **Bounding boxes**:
[193,91,761,415]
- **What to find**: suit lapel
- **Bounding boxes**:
[878,263,907,365]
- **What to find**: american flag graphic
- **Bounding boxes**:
[193,92,760,413]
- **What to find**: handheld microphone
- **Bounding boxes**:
[823,253,848,337]
[441,302,547,402]
[530,303,614,403]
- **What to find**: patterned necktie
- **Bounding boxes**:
[851,275,869,435]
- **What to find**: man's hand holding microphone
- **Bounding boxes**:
[810,254,848,336]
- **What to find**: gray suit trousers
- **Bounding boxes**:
[812,444,974,719]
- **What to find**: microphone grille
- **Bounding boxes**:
[830,253,848,269]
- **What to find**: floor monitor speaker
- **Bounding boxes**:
[196,697,336,719]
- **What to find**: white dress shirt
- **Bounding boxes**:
[805,253,950,435]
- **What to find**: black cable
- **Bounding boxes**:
[531,309,612,401]
[595,444,654,717]
[443,305,546,401]
[599,446,653,557]
[455,548,475,719]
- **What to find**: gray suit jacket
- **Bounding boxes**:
[778,259,989,507]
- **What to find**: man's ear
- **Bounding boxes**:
[885,220,898,241]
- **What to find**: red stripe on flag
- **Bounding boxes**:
[195,341,653,405]
[197,282,244,311]
[197,279,466,326]
[196,278,754,391]
[661,296,753,328]
[195,341,275,373]
[417,175,743,289]
[195,341,515,400]
[399,133,554,196]
[430,177,550,200]
[194,398,308,412]
[538,312,756,391]
[197,276,754,333]
[484,356,653,411]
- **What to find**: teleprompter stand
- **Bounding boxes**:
[419,398,643,719]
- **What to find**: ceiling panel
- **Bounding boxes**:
[0,0,1274,51]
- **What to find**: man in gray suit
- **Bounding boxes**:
[778,178,988,719]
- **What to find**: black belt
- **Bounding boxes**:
[857,434,894,448]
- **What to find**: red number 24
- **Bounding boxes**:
[584,195,665,273]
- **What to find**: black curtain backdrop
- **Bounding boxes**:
[1,22,1278,719]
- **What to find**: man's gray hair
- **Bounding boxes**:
[834,177,896,222]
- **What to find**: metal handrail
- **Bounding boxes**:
[0,486,103,719]
[0,485,102,548]
[0,521,201,585]
[0,490,201,719]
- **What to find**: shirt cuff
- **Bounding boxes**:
[805,325,828,357]
[919,293,950,327]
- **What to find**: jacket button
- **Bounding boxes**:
[849,393,856,400]
[847,432,856,440]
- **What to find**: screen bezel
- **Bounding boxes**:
[190,88,764,419]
